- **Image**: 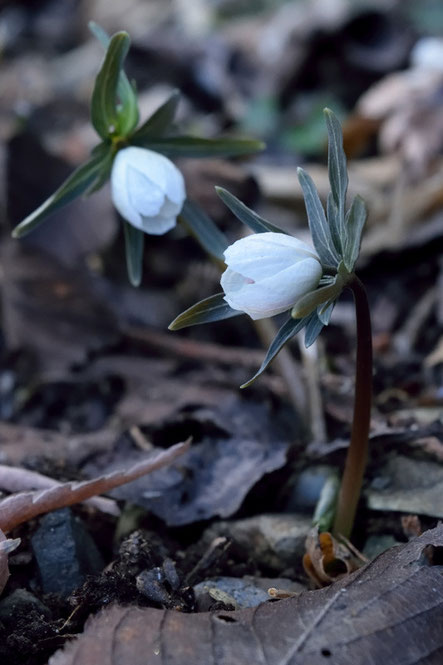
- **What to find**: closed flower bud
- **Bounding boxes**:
[221,232,322,320]
[111,146,186,234]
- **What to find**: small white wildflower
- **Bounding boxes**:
[220,232,322,320]
[111,146,186,234]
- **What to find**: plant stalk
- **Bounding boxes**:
[333,274,372,539]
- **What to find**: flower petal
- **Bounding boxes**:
[224,232,320,281]
[140,214,177,235]
[111,146,186,233]
[222,257,322,319]
[126,166,165,216]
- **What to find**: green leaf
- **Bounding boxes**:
[291,274,344,319]
[116,78,139,137]
[12,149,109,238]
[241,315,308,388]
[179,200,228,260]
[304,311,324,348]
[324,108,348,241]
[343,195,367,273]
[216,187,286,235]
[91,31,131,139]
[131,90,181,141]
[124,222,144,287]
[86,146,114,195]
[317,299,335,325]
[89,22,139,137]
[312,473,340,532]
[297,167,339,268]
[169,293,241,331]
[133,135,265,157]
[89,21,111,48]
[327,192,342,256]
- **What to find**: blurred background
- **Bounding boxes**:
[0,0,442,445]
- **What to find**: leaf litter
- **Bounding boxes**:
[49,524,443,665]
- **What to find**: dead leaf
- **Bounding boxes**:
[0,440,189,534]
[0,464,120,517]
[86,400,292,526]
[303,528,363,587]
[49,524,443,665]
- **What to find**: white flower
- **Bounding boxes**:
[111,146,186,234]
[220,232,322,320]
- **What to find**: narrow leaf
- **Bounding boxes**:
[324,108,348,237]
[241,316,308,388]
[124,222,145,287]
[343,194,367,272]
[317,299,335,325]
[91,31,131,139]
[89,22,139,137]
[327,192,342,256]
[88,21,111,48]
[134,135,265,157]
[12,152,106,238]
[304,311,325,348]
[297,167,339,268]
[291,275,344,319]
[169,293,241,331]
[131,90,181,140]
[216,187,286,234]
[179,199,228,260]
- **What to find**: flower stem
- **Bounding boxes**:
[333,274,372,539]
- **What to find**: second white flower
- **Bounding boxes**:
[111,146,186,235]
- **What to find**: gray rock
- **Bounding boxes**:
[363,535,400,560]
[366,455,443,518]
[205,513,312,573]
[194,575,304,609]
[0,588,51,626]
[31,508,104,596]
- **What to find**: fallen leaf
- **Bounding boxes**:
[303,528,363,587]
[0,464,120,517]
[0,440,189,534]
[49,524,443,665]
[86,400,291,526]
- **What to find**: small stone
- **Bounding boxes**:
[194,577,268,609]
[31,508,104,596]
[204,514,312,573]
[363,535,400,560]
[194,575,304,610]
[285,466,337,512]
[0,589,51,627]
[366,455,443,519]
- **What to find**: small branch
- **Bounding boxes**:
[333,275,372,539]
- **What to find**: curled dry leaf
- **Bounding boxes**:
[302,528,364,587]
[48,525,443,665]
[0,439,190,534]
[0,464,120,517]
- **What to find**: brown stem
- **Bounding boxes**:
[333,274,372,539]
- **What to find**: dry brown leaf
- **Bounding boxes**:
[0,440,189,534]
[302,528,363,587]
[0,465,120,517]
[48,524,443,665]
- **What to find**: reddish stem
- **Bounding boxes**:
[333,274,372,539]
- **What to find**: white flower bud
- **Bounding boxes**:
[111,146,186,234]
[221,232,322,320]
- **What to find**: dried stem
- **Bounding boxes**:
[333,275,372,539]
